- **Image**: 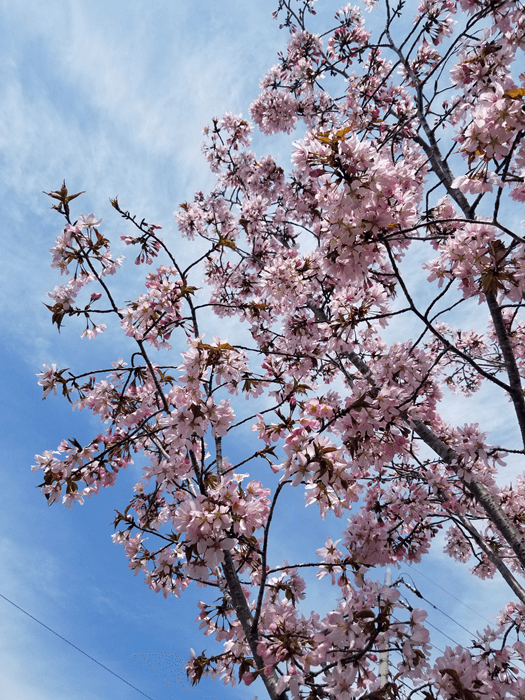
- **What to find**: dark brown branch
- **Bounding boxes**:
[215,439,289,700]
[485,291,525,447]
[345,352,525,575]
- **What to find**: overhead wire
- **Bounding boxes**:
[399,576,475,638]
[399,568,525,667]
[391,570,525,679]
[3,559,522,700]
[400,565,494,625]
[0,591,155,700]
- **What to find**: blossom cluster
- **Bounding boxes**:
[119,265,185,349]
[34,2,525,699]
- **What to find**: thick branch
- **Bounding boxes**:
[222,551,288,700]
[485,291,525,448]
[454,512,525,604]
[412,419,525,574]
[345,352,525,576]
[252,481,287,633]
[385,27,476,218]
[215,437,288,700]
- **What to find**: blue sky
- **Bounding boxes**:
[0,2,286,698]
[0,1,523,699]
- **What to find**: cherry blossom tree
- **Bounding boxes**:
[34,0,525,698]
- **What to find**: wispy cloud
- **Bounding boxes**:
[1,1,522,698]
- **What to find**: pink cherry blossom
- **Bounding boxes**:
[78,213,103,229]
[36,364,59,398]
[34,5,525,700]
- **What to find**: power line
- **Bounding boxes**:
[0,591,155,700]
[401,566,493,625]
[400,578,475,638]
[396,574,525,677]
[425,617,462,648]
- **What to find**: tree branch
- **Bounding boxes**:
[345,352,525,574]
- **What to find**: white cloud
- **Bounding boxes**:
[2,1,524,698]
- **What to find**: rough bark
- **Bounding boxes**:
[345,353,525,577]
[411,420,525,590]
[485,290,525,447]
[222,551,289,700]
[216,437,289,700]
